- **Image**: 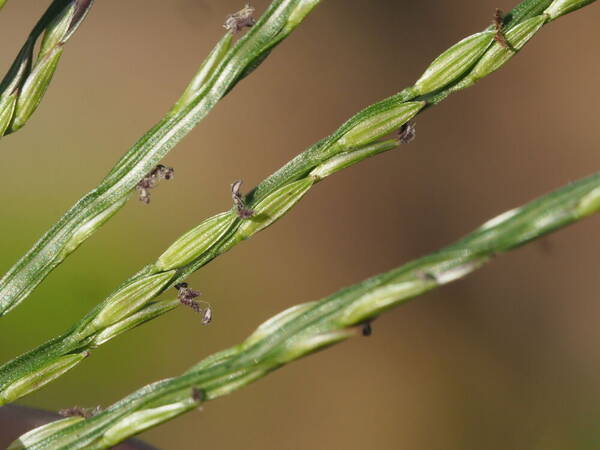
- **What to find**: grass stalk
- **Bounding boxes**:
[0,0,594,404]
[0,0,322,317]
[9,169,600,449]
[0,136,404,404]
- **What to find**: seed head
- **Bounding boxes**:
[224,5,256,34]
[414,31,496,96]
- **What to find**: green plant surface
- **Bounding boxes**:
[0,137,409,403]
[0,0,94,136]
[0,0,322,317]
[0,0,595,405]
[9,170,600,449]
[0,0,595,319]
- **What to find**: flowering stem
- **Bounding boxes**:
[0,0,322,317]
[11,170,600,450]
[0,0,594,405]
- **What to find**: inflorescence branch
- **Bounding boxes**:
[0,0,324,317]
[0,0,594,407]
[10,168,600,449]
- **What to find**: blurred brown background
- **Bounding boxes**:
[1,0,599,449]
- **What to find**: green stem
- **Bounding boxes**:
[0,135,402,405]
[0,0,322,317]
[12,170,600,450]
[0,0,593,404]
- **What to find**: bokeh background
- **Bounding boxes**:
[1,1,599,449]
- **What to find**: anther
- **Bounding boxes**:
[202,306,212,325]
[136,164,174,204]
[224,4,256,34]
[398,120,416,144]
[175,283,213,325]
[175,283,201,313]
[362,322,372,337]
[493,9,514,51]
[231,180,254,219]
[192,387,204,403]
[59,406,102,419]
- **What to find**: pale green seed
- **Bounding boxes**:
[60,196,129,259]
[11,46,63,132]
[171,34,233,116]
[38,4,74,59]
[156,212,236,271]
[85,271,176,336]
[338,279,432,327]
[576,187,600,218]
[310,140,399,180]
[276,328,356,364]
[413,31,494,95]
[237,178,314,239]
[0,93,16,136]
[8,417,83,450]
[544,0,597,19]
[92,299,180,346]
[0,353,87,405]
[467,16,547,82]
[98,401,197,448]
[205,368,267,399]
[0,43,34,99]
[244,302,317,348]
[334,101,424,151]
